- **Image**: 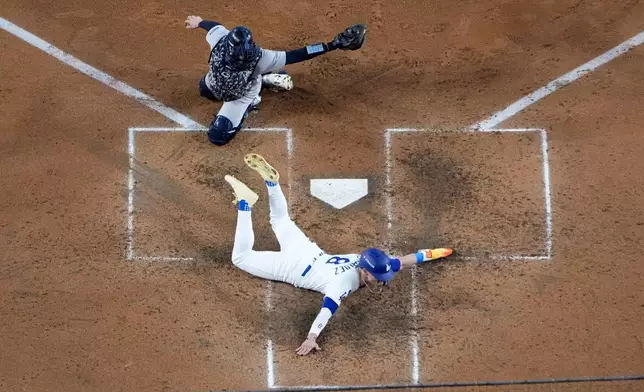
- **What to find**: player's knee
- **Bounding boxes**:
[208,115,239,146]
[231,254,243,267]
[231,251,249,267]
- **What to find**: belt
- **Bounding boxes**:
[301,251,325,277]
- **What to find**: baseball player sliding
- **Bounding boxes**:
[185,15,367,146]
[224,154,454,355]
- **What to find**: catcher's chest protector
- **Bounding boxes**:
[206,39,262,102]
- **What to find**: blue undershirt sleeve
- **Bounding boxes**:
[198,20,220,32]
[322,296,339,314]
[285,43,333,65]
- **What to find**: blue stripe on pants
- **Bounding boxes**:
[301,264,312,277]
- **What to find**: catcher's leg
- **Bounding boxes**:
[207,82,261,146]
[261,70,293,92]
[199,77,218,101]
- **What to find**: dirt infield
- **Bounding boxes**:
[1,0,644,391]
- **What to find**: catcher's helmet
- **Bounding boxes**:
[358,248,396,282]
[225,26,261,69]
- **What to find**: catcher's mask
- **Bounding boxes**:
[225,26,261,69]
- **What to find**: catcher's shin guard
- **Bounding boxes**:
[208,115,239,146]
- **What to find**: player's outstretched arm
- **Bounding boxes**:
[295,297,338,356]
[185,15,220,31]
[284,24,367,65]
[396,248,454,269]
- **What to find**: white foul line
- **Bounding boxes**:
[0,17,202,128]
[472,31,644,130]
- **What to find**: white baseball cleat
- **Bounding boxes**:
[250,95,262,108]
[224,175,259,207]
[262,73,293,91]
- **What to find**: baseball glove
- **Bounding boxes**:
[330,24,367,50]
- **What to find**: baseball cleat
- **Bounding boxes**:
[262,72,293,91]
[224,175,259,207]
[250,95,262,110]
[244,153,280,183]
[419,248,453,261]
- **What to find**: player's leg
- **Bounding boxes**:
[226,175,295,281]
[244,153,315,252]
[207,82,261,146]
[255,48,292,91]
[232,207,288,280]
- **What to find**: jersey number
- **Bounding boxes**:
[326,256,351,265]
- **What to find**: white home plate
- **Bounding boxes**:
[310,179,369,209]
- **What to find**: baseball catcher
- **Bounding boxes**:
[185,15,367,146]
[222,153,454,355]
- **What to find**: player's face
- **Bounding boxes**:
[359,268,386,294]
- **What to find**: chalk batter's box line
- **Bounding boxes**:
[125,127,293,263]
[271,128,554,391]
[126,127,291,390]
[384,128,553,261]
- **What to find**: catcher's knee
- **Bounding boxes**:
[208,115,239,146]
[199,77,217,101]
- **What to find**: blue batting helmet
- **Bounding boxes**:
[358,248,396,282]
[225,26,261,69]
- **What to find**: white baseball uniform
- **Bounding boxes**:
[205,26,286,127]
[231,183,362,316]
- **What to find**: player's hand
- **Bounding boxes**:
[185,15,203,29]
[295,336,321,356]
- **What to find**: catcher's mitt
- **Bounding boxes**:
[330,24,367,50]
